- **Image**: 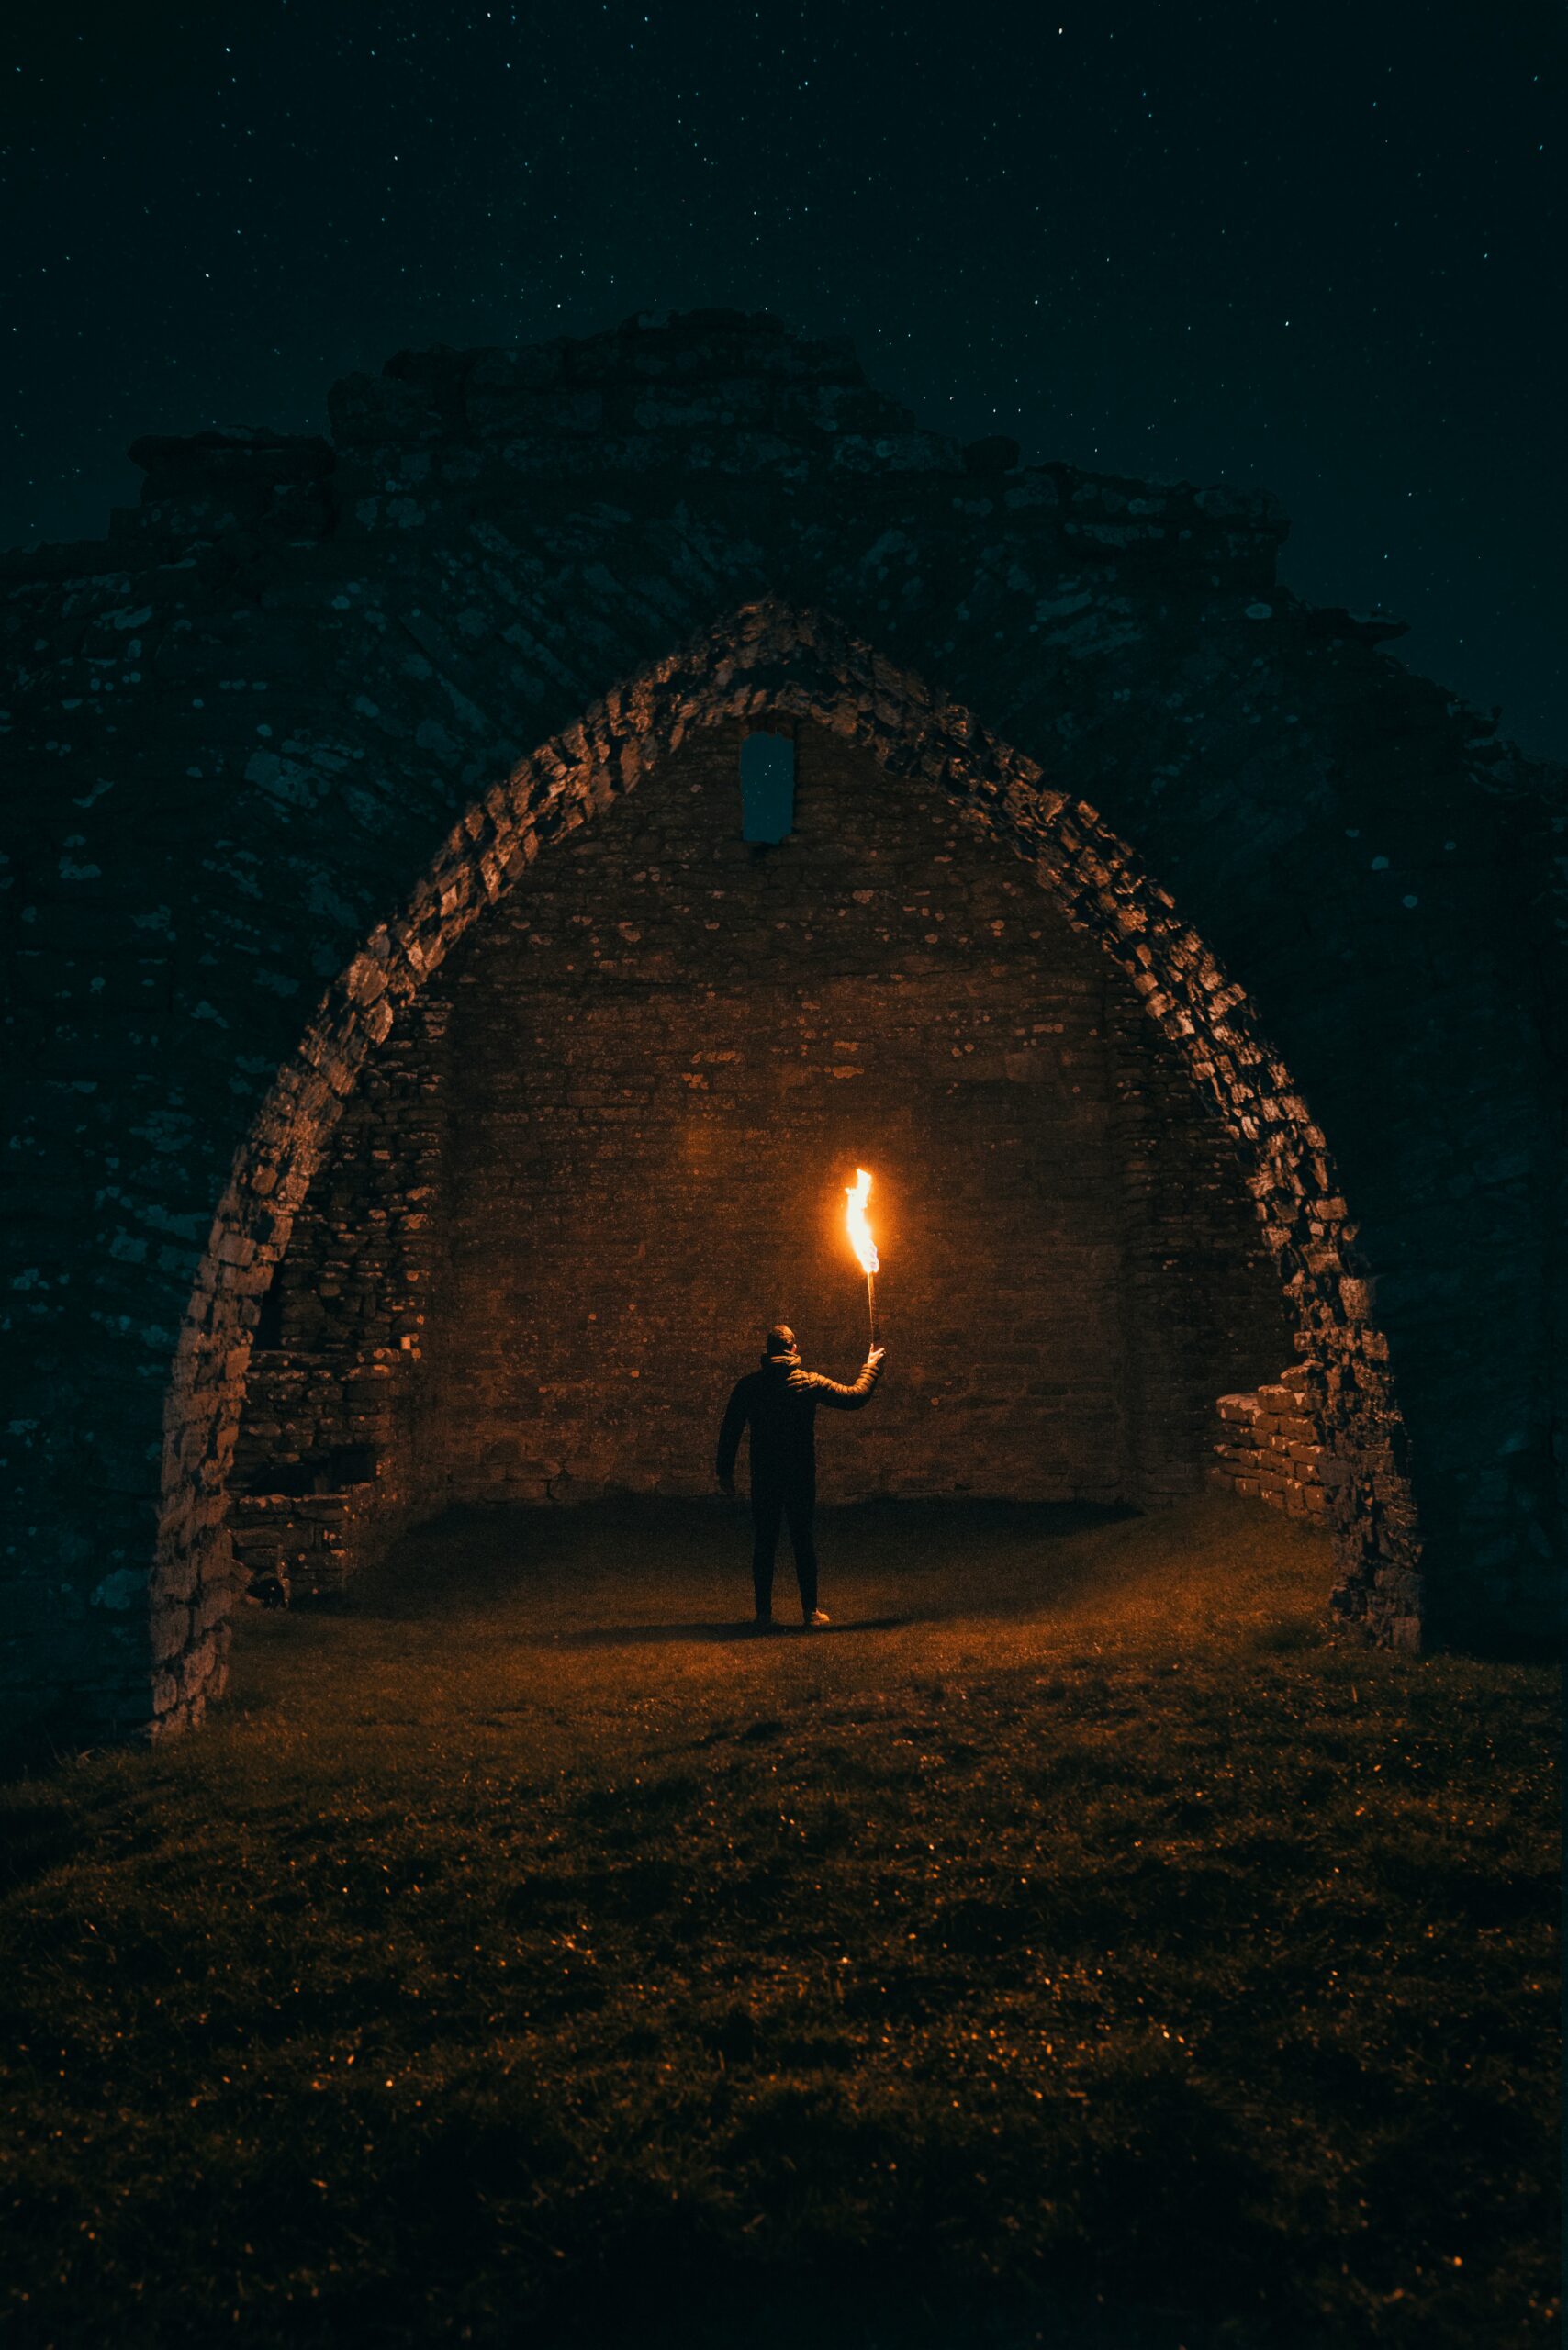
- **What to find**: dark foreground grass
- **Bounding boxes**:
[0,1496,1558,2349]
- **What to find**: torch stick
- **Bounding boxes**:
[867,1269,879,1348]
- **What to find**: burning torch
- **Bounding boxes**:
[846,1167,880,1347]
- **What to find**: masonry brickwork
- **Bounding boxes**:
[228,999,448,1600]
[235,721,1293,1550]
[426,720,1293,1510]
[1209,1366,1329,1523]
[4,309,1561,1746]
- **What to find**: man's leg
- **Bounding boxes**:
[751,1486,784,1621]
[784,1479,819,1620]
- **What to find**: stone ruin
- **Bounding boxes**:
[1209,1369,1328,1520]
[3,308,1562,1747]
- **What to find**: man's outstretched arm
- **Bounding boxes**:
[715,1380,751,1488]
[808,1345,887,1412]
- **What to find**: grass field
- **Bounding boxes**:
[0,1494,1558,2348]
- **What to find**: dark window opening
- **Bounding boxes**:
[252,1266,285,1350]
[740,729,796,843]
[244,1445,377,1498]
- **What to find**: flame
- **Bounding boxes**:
[845,1167,879,1275]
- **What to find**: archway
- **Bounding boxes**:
[152,600,1418,1731]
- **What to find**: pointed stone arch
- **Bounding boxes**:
[153,599,1418,1730]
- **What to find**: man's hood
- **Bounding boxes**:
[760,1349,802,1373]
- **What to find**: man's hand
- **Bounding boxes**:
[868,1345,887,1369]
[717,1475,735,1497]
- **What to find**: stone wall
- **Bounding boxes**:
[4,308,1560,1745]
[1210,1365,1329,1523]
[416,720,1292,1511]
[229,1002,449,1598]
[229,717,1293,1548]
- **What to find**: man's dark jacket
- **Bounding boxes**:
[716,1348,882,1490]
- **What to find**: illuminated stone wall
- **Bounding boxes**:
[234,719,1291,1550]
[418,721,1290,1508]
[1209,1368,1328,1521]
[228,1001,449,1600]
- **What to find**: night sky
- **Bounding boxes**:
[6,2,1563,756]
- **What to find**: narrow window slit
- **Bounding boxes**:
[740,728,796,843]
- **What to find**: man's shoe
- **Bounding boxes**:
[804,1609,831,1629]
[753,1616,777,1634]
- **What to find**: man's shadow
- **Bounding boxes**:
[549,1615,912,1649]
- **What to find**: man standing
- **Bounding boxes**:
[716,1325,886,1629]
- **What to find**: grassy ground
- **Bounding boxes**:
[0,1495,1558,2349]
